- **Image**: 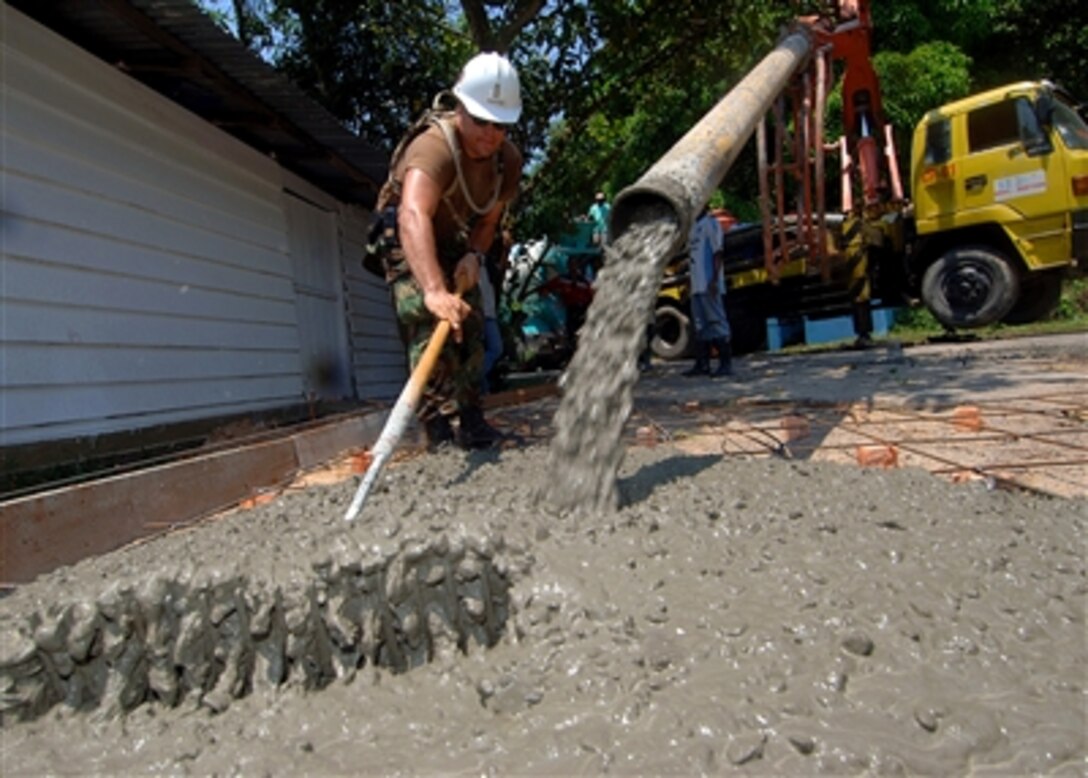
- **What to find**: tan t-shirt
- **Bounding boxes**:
[394,122,522,250]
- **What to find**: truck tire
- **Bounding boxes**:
[921,246,1019,329]
[1001,270,1063,324]
[652,304,691,360]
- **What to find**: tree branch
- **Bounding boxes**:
[460,0,495,49]
[495,0,548,51]
[459,0,548,52]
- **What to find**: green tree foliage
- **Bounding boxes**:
[217,0,470,148]
[984,0,1087,99]
[873,43,972,133]
[516,0,787,237]
[869,0,998,54]
[202,0,1086,241]
[210,1,561,214]
[869,0,1086,99]
[209,0,789,238]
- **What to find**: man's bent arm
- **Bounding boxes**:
[399,168,471,332]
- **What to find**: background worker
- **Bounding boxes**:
[684,207,733,377]
[380,52,524,448]
[587,190,611,246]
[479,227,513,394]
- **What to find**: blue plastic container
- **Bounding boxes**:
[803,308,898,345]
[766,316,805,351]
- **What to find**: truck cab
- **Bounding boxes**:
[911,81,1088,328]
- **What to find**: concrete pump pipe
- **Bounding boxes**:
[609,27,814,254]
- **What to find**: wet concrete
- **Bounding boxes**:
[499,333,1088,488]
[2,432,1085,773]
[547,210,679,513]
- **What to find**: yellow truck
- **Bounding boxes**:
[649,78,1088,357]
[911,80,1088,328]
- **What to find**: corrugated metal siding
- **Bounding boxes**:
[283,188,351,401]
[4,0,387,205]
[339,208,407,400]
[1,8,305,445]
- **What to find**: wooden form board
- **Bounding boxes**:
[0,411,387,585]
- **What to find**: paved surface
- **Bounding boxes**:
[488,333,1088,498]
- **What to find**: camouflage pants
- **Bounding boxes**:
[391,271,485,422]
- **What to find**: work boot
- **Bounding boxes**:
[423,414,455,450]
[852,301,873,349]
[458,406,503,450]
[712,338,733,377]
[683,341,710,377]
[852,332,874,350]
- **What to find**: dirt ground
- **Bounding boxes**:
[1,334,1085,775]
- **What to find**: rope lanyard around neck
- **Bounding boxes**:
[434,116,504,222]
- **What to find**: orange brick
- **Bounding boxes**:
[635,426,657,447]
[951,405,983,432]
[856,444,899,468]
[350,451,373,473]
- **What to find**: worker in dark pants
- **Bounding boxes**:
[683,207,733,378]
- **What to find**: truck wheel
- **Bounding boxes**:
[921,246,1019,329]
[1001,270,1063,324]
[652,305,691,360]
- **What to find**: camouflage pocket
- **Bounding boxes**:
[362,246,385,277]
[363,206,399,277]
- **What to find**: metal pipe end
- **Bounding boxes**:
[610,179,691,259]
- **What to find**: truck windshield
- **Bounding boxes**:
[1052,98,1088,151]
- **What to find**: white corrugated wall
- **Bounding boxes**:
[339,210,409,400]
[0,7,403,448]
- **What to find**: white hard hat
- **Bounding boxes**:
[453,52,522,125]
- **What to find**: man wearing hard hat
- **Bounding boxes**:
[379,52,523,449]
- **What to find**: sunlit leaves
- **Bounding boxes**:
[199,0,1085,241]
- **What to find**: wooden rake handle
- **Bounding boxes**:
[344,274,472,520]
